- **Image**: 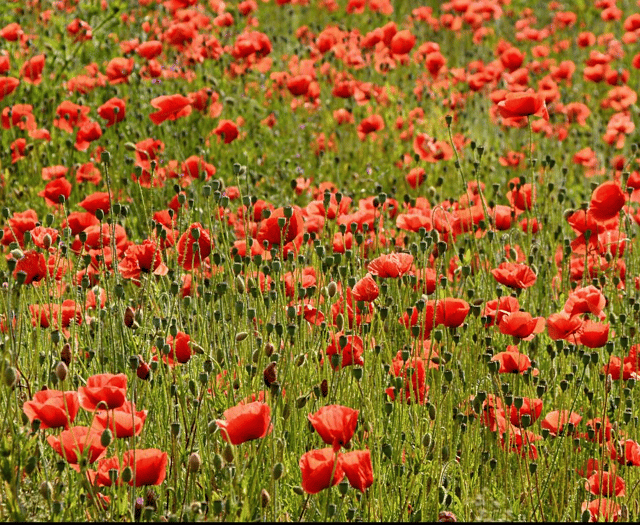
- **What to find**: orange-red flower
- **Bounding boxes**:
[149,94,192,125]
[308,405,359,451]
[78,373,127,411]
[491,262,537,289]
[96,449,168,487]
[215,401,272,445]
[588,181,625,222]
[341,450,374,492]
[177,223,212,270]
[23,389,79,430]
[97,97,126,127]
[351,273,379,302]
[368,252,413,278]
[299,448,343,494]
[47,426,107,464]
[497,91,549,121]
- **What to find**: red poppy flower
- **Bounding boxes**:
[508,397,543,427]
[483,296,520,326]
[0,77,19,103]
[357,114,385,141]
[1,104,36,131]
[23,389,79,430]
[286,74,312,96]
[351,273,379,302]
[12,250,47,285]
[91,401,147,438]
[20,54,45,85]
[54,101,91,133]
[47,426,107,464]
[499,312,545,340]
[75,120,102,151]
[136,40,163,60]
[325,332,365,369]
[163,331,192,365]
[585,471,625,497]
[79,192,110,215]
[299,448,344,494]
[611,439,640,466]
[213,119,239,144]
[581,498,621,523]
[576,320,610,348]
[308,405,359,451]
[257,207,304,246]
[78,373,127,411]
[541,410,582,436]
[368,252,413,278]
[215,401,272,445]
[97,97,126,127]
[546,312,583,341]
[341,450,374,492]
[491,262,537,289]
[589,181,625,222]
[0,22,22,41]
[177,223,212,270]
[497,91,549,121]
[38,178,72,207]
[105,57,134,84]
[491,346,532,374]
[564,285,606,319]
[119,239,168,282]
[96,449,168,487]
[435,298,469,328]
[149,94,192,125]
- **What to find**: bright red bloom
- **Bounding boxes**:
[368,252,413,278]
[75,120,102,151]
[483,296,520,326]
[576,320,610,348]
[351,273,379,302]
[20,54,45,85]
[213,119,239,144]
[341,450,374,492]
[149,94,192,125]
[215,401,272,445]
[78,373,127,411]
[508,397,543,427]
[546,312,583,341]
[435,298,469,328]
[357,114,385,140]
[38,178,72,207]
[585,471,625,497]
[91,401,147,439]
[564,285,606,319]
[491,346,532,374]
[589,181,625,222]
[12,250,47,285]
[541,410,582,436]
[299,448,344,494]
[119,239,168,282]
[325,332,365,369]
[96,449,168,487]
[54,101,91,133]
[491,262,537,289]
[308,405,359,451]
[498,311,545,340]
[257,207,304,246]
[163,331,192,365]
[97,97,126,127]
[0,77,19,103]
[390,29,415,55]
[23,389,79,430]
[136,40,163,60]
[1,104,36,131]
[497,91,549,121]
[105,57,134,84]
[177,223,212,270]
[47,426,107,464]
[79,192,110,214]
[581,498,620,523]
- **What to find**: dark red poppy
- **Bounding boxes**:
[177,223,212,270]
[97,97,126,127]
[149,94,192,125]
[96,449,168,487]
[215,401,272,445]
[351,273,379,302]
[341,450,374,492]
[299,448,344,494]
[23,389,79,430]
[78,373,127,411]
[308,405,359,451]
[46,426,107,464]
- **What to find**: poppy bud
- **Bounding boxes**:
[213,454,223,470]
[121,466,133,484]
[223,443,234,463]
[261,489,271,508]
[39,481,53,500]
[55,361,68,382]
[188,452,201,473]
[3,366,17,388]
[101,428,113,448]
[272,462,284,480]
[327,281,337,298]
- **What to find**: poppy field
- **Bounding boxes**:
[1,0,640,521]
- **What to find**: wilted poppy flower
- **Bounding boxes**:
[47,426,107,464]
[78,373,127,411]
[215,401,272,445]
[589,181,625,222]
[351,273,379,302]
[23,389,79,430]
[491,262,537,289]
[149,94,192,125]
[299,448,344,494]
[341,449,374,492]
[308,405,359,451]
[96,449,168,487]
[541,410,582,436]
[177,223,212,270]
[497,91,549,121]
[368,252,413,278]
[92,401,147,438]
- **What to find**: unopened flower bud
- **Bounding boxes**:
[188,452,201,473]
[100,429,113,448]
[261,489,271,508]
[55,361,68,382]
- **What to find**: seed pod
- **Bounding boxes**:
[272,463,284,480]
[55,361,68,382]
[60,343,72,366]
[235,332,249,342]
[124,306,137,329]
[223,443,234,463]
[101,429,113,448]
[320,379,329,397]
[261,489,271,508]
[188,452,201,473]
